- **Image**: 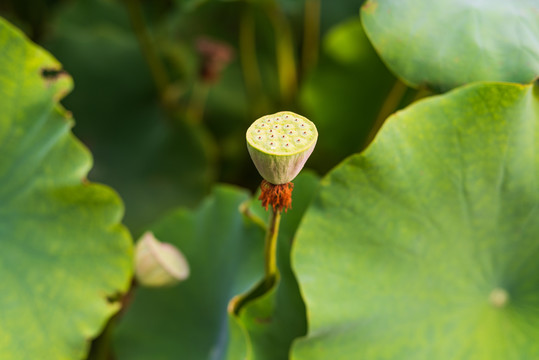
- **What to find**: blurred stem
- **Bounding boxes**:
[228,207,281,315]
[301,0,320,77]
[186,82,210,124]
[266,4,298,105]
[412,87,432,102]
[87,318,115,360]
[264,208,281,281]
[88,280,137,360]
[240,7,268,115]
[125,0,169,101]
[363,79,407,148]
[239,199,267,231]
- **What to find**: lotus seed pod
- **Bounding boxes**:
[246,111,318,184]
[134,232,190,287]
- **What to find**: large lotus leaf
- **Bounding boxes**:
[0,18,132,359]
[226,171,319,360]
[361,0,539,91]
[44,0,214,232]
[113,186,265,359]
[300,18,396,173]
[292,81,539,359]
[114,172,318,359]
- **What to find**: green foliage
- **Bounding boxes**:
[44,0,214,231]
[114,172,318,359]
[361,0,539,91]
[0,17,132,359]
[292,82,539,359]
[300,18,396,169]
[1,0,538,358]
[228,171,319,360]
[114,186,264,359]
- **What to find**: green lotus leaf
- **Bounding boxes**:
[300,18,397,172]
[292,81,539,359]
[0,17,132,359]
[44,0,214,232]
[114,172,318,359]
[113,186,265,359]
[226,171,319,360]
[361,0,539,91]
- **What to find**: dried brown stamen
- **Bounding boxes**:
[258,180,294,212]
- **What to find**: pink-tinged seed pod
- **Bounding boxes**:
[246,111,318,184]
[134,232,190,287]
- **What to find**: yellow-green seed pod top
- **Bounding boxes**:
[246,111,317,184]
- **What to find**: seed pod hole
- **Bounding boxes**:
[246,111,318,183]
[247,111,317,156]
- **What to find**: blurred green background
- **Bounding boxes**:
[3,1,538,359]
[0,0,409,234]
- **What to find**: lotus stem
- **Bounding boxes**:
[264,207,281,281]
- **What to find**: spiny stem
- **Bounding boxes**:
[264,207,281,281]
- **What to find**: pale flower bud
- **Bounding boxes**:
[134,232,190,287]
